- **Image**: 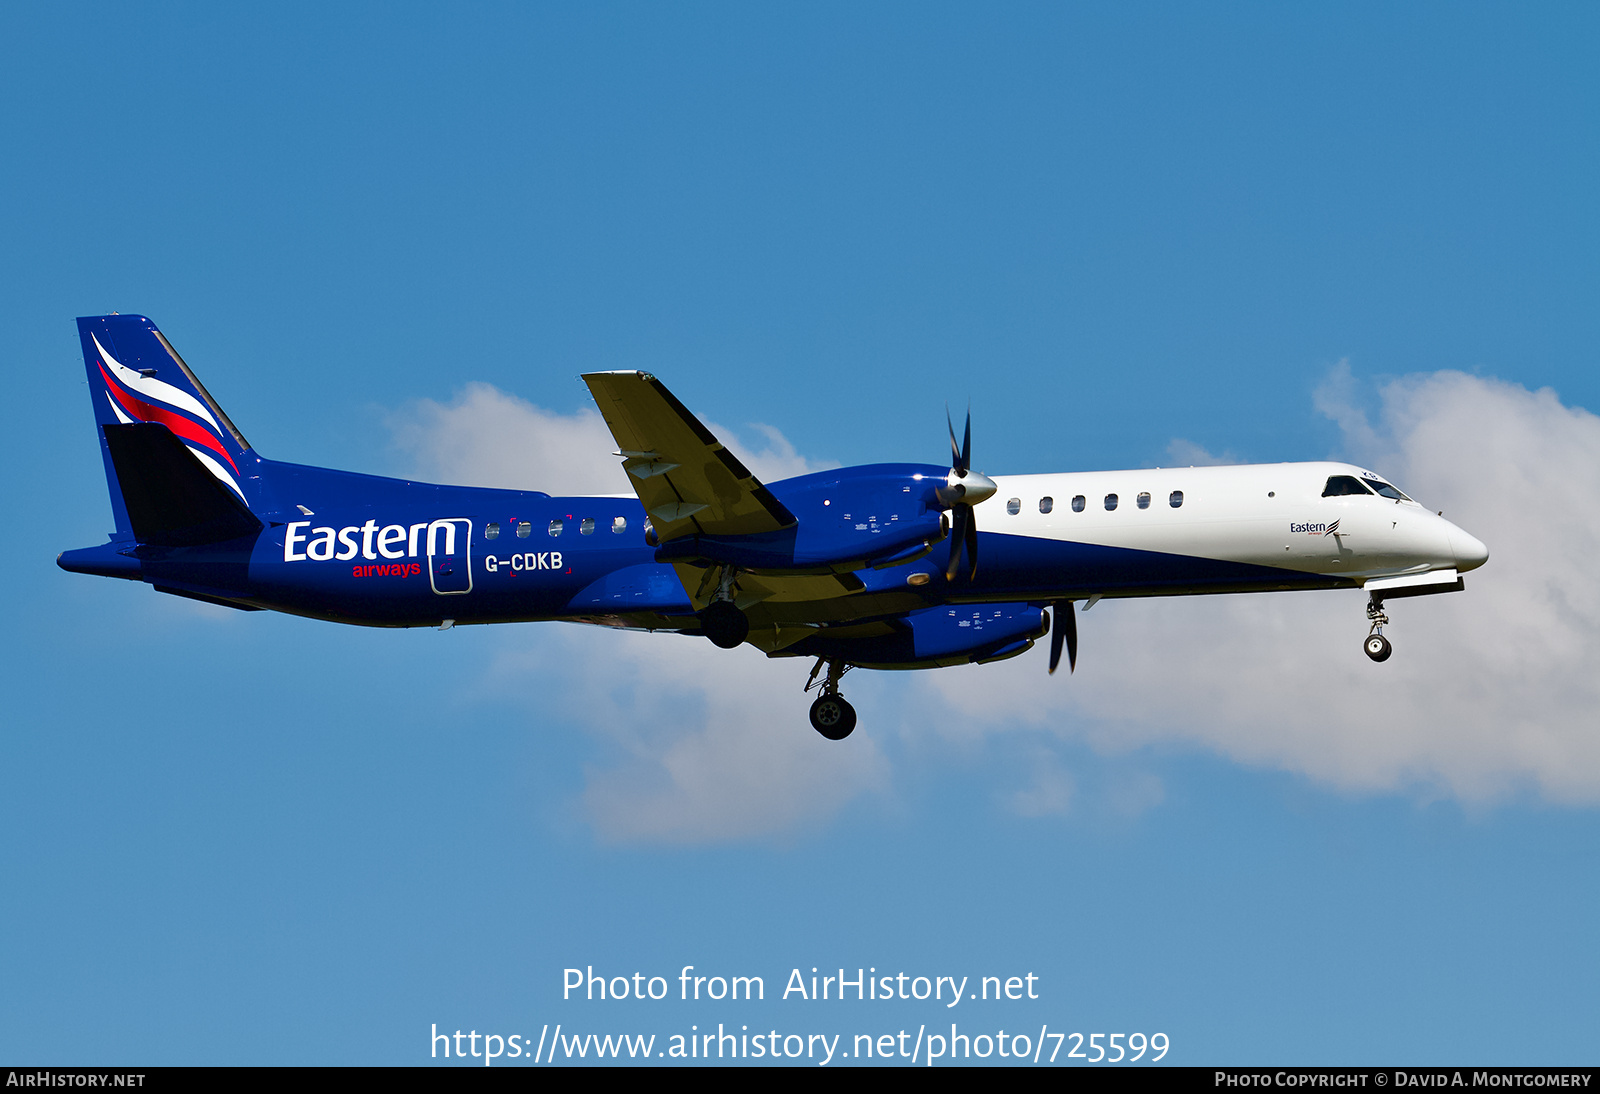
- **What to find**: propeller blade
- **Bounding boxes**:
[1048,606,1065,674]
[1048,600,1078,674]
[945,505,969,582]
[947,408,964,473]
[963,505,978,580]
[960,407,972,475]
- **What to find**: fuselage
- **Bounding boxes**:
[64,456,1487,635]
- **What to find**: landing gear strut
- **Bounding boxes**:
[805,658,857,740]
[1364,593,1393,662]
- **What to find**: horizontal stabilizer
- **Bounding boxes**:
[103,423,263,546]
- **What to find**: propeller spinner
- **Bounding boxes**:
[938,408,996,581]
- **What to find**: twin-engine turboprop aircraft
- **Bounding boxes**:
[60,315,1489,739]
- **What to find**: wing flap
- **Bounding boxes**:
[672,563,863,611]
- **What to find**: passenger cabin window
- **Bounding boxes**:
[1039,496,1053,514]
[580,518,596,535]
[485,522,500,540]
[1137,492,1151,509]
[1105,493,1118,511]
[1322,476,1373,497]
[1072,495,1086,512]
[1170,490,1183,508]
[612,516,627,533]
[548,519,564,536]
[516,521,532,538]
[1006,498,1021,515]
[1367,479,1412,501]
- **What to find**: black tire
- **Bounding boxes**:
[1364,634,1392,662]
[809,696,857,740]
[699,601,749,649]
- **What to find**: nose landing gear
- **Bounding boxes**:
[805,658,857,740]
[1364,593,1393,662]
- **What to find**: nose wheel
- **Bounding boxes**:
[1364,593,1393,662]
[804,658,857,740]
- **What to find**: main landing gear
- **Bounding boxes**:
[1364,592,1393,662]
[805,658,857,740]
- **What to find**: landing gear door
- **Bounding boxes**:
[426,518,473,595]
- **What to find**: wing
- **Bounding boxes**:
[582,371,797,540]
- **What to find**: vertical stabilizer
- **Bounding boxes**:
[77,314,257,534]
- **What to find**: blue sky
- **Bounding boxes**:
[4,2,1598,1065]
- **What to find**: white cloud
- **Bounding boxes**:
[386,382,834,496]
[1006,746,1076,817]
[1165,438,1239,467]
[1312,359,1392,470]
[483,625,889,844]
[387,382,628,495]
[388,369,1600,843]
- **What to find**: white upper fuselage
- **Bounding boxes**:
[983,461,1488,585]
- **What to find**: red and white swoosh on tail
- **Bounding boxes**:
[93,334,247,500]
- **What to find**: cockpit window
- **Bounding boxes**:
[1366,479,1412,502]
[1322,476,1373,497]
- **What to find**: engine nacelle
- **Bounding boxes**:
[786,603,1049,669]
[654,463,949,575]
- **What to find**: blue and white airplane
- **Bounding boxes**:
[60,314,1489,739]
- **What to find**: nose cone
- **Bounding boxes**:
[962,470,998,506]
[1448,524,1490,572]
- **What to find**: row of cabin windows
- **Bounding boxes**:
[483,516,629,540]
[1007,491,1184,515]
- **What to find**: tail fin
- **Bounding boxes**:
[77,314,257,536]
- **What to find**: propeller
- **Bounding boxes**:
[1048,600,1078,674]
[938,407,997,581]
